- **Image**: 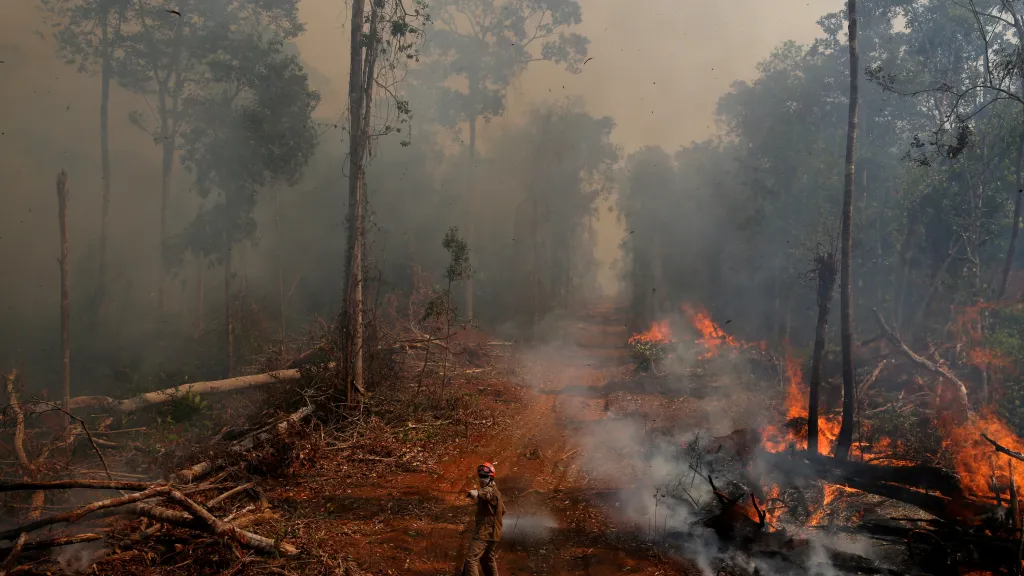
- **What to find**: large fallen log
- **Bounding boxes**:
[760,451,993,524]
[20,369,304,416]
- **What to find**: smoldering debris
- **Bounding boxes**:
[504,511,559,543]
[54,539,108,573]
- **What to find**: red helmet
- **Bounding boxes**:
[477,462,496,478]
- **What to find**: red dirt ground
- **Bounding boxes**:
[264,299,700,575]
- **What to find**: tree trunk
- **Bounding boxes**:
[341,0,366,402]
[532,191,541,338]
[894,210,916,332]
[276,191,286,355]
[156,22,183,314]
[197,255,204,333]
[224,232,233,378]
[97,12,112,308]
[997,124,1024,300]
[465,113,477,322]
[835,0,860,461]
[158,114,173,313]
[808,252,838,455]
[56,170,71,425]
[341,0,380,401]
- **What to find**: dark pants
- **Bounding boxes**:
[462,538,498,576]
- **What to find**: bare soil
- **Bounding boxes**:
[287,299,697,574]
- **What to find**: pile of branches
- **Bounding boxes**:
[0,367,316,575]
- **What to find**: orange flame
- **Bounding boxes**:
[951,302,1009,371]
[628,320,672,346]
[682,305,736,358]
[943,409,1024,498]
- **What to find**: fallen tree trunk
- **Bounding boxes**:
[761,451,993,524]
[22,369,303,416]
[0,480,153,493]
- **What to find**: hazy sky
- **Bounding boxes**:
[0,0,844,317]
[296,0,842,151]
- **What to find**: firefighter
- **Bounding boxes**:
[462,462,506,576]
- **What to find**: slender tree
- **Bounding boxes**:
[808,248,837,455]
[340,0,427,399]
[43,0,129,309]
[834,0,860,461]
[56,170,71,424]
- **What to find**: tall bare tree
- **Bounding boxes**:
[340,0,426,399]
[834,0,860,461]
[342,0,370,401]
[56,171,71,424]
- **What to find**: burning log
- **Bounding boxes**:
[703,475,765,545]
[760,451,993,525]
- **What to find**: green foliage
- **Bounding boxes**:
[422,226,473,327]
[629,339,669,374]
[166,388,209,423]
[166,28,320,269]
[618,0,1024,349]
[419,0,588,127]
[441,226,473,285]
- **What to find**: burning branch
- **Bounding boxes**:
[983,433,1024,465]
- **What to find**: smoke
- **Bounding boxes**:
[513,305,885,574]
[0,0,845,395]
[503,511,559,544]
[53,540,108,573]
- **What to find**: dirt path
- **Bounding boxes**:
[271,299,696,575]
[412,299,692,574]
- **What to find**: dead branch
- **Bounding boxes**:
[0,480,154,493]
[857,358,891,396]
[207,483,253,508]
[91,427,147,435]
[0,534,26,576]
[3,371,28,468]
[1,488,44,574]
[871,308,971,416]
[171,460,224,485]
[164,489,298,555]
[983,433,1024,464]
[167,405,315,485]
[30,400,113,481]
[0,533,103,555]
[229,405,316,454]
[0,485,171,542]
[750,493,767,527]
